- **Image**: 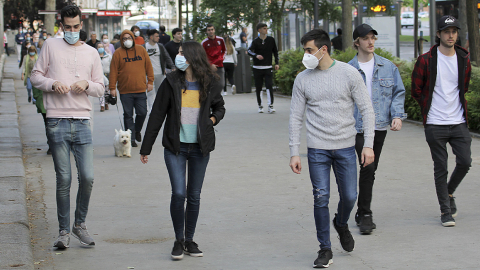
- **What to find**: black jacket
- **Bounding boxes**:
[140,72,226,156]
[142,42,174,75]
[247,36,279,67]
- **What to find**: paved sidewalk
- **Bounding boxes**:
[4,53,480,269]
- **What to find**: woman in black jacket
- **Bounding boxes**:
[140,41,225,260]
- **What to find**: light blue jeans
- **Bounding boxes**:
[26,77,36,102]
[308,146,358,250]
[46,118,94,233]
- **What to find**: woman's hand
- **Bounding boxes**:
[210,117,216,125]
[21,73,24,81]
[140,155,148,164]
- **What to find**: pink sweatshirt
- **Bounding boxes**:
[30,38,104,118]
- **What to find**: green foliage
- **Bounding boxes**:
[3,0,46,30]
[274,48,306,95]
[466,66,480,130]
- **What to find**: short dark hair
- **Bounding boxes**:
[256,23,267,30]
[301,29,331,55]
[113,34,120,40]
[160,25,166,32]
[79,30,87,42]
[206,24,215,30]
[337,28,342,35]
[60,5,82,24]
[172,28,182,35]
[147,29,159,37]
[131,25,140,32]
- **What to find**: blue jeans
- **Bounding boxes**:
[119,92,147,135]
[46,118,94,233]
[308,146,357,250]
[26,77,36,101]
[164,143,210,241]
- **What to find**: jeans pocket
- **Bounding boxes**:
[80,119,91,127]
[46,118,61,128]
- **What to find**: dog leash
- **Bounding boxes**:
[115,102,125,131]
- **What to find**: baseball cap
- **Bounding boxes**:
[437,15,460,31]
[353,24,378,40]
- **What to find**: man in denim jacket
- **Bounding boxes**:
[348,24,407,234]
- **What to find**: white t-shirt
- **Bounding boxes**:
[427,48,465,125]
[146,43,162,75]
[359,57,386,130]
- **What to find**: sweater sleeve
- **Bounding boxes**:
[85,54,105,98]
[144,48,154,85]
[289,75,306,157]
[109,52,119,91]
[272,38,279,65]
[30,40,56,92]
[233,50,238,65]
[350,70,375,148]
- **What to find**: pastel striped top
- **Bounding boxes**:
[180,81,201,143]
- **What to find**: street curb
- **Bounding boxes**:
[0,54,34,270]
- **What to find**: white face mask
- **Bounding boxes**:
[302,48,324,69]
[124,40,133,48]
[103,39,109,43]
[134,31,140,37]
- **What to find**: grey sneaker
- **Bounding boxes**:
[450,196,457,218]
[441,213,455,227]
[53,230,70,249]
[72,223,95,246]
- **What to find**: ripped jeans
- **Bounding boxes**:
[307,146,357,250]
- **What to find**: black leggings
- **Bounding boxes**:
[253,68,273,106]
[223,63,235,92]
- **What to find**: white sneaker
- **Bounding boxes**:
[258,106,264,113]
[222,91,227,96]
[268,105,276,113]
[232,85,236,95]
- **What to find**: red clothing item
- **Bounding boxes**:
[135,36,145,45]
[201,36,226,68]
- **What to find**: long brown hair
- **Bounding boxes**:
[175,41,219,102]
[225,36,234,55]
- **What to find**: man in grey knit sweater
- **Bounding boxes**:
[289,29,375,268]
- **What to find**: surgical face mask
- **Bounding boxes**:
[175,55,189,71]
[134,31,140,37]
[64,31,80,45]
[98,48,105,54]
[43,36,47,40]
[103,39,109,43]
[124,40,133,48]
[302,48,324,69]
[26,37,31,41]
[29,52,36,56]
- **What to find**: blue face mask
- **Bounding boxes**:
[98,48,105,54]
[175,55,189,71]
[29,52,36,56]
[64,31,80,45]
[26,37,31,41]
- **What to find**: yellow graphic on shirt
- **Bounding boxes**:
[181,90,200,108]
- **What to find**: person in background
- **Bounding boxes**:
[15,28,26,62]
[159,25,171,45]
[165,28,183,64]
[140,41,225,260]
[240,27,248,48]
[101,33,115,55]
[3,32,9,56]
[32,33,40,48]
[86,31,99,48]
[37,38,44,55]
[21,45,38,103]
[97,42,112,112]
[131,25,145,45]
[222,36,237,96]
[47,33,52,39]
[19,39,31,68]
[202,24,226,92]
[331,28,343,52]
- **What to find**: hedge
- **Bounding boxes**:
[274,47,480,131]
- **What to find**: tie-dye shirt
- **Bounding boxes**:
[180,81,201,143]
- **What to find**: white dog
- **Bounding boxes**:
[114,129,132,157]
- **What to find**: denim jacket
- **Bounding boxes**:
[348,53,407,132]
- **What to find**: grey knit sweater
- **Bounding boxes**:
[289,60,375,157]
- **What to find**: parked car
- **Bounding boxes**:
[135,21,159,36]
[401,12,422,28]
[418,12,429,18]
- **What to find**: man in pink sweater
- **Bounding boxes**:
[30,5,104,249]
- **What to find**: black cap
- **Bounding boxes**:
[353,24,378,40]
[437,15,460,31]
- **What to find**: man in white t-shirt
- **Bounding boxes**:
[412,15,472,227]
[143,29,174,111]
[348,24,407,235]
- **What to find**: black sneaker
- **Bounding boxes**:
[184,241,203,257]
[313,249,333,268]
[28,96,32,103]
[359,214,375,235]
[332,214,355,252]
[355,213,362,226]
[135,132,142,142]
[450,196,457,218]
[441,213,455,227]
[171,240,184,260]
[131,141,138,147]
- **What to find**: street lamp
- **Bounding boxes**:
[396,0,403,57]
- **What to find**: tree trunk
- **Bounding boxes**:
[0,0,4,56]
[275,0,286,51]
[341,0,352,51]
[458,0,468,47]
[44,0,55,35]
[178,0,182,28]
[192,0,197,41]
[466,0,480,65]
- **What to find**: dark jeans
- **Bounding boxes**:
[425,123,472,214]
[223,63,235,92]
[355,130,387,216]
[308,146,357,250]
[119,92,147,135]
[4,43,10,56]
[253,68,274,106]
[164,143,210,241]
